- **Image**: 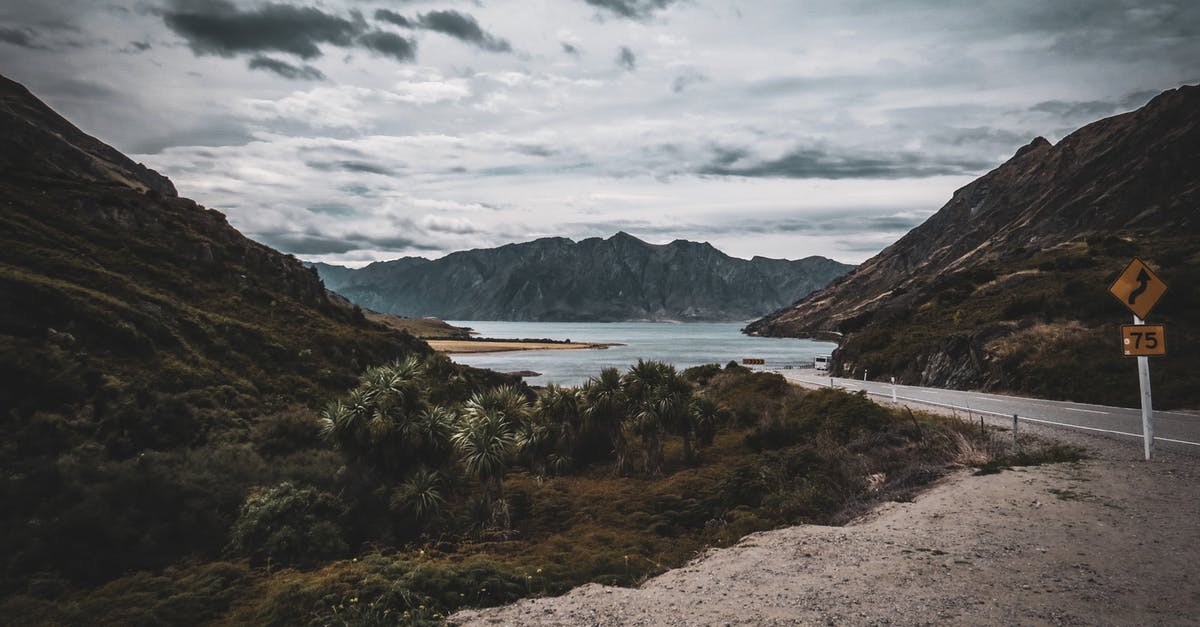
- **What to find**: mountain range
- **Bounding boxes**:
[748,84,1200,408]
[313,234,853,322]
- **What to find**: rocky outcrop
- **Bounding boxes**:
[314,233,852,321]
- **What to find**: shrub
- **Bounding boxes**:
[226,482,349,567]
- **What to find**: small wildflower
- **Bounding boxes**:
[352,557,357,563]
[536,568,543,574]
[433,613,443,619]
[350,597,358,603]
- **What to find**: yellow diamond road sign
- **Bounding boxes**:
[1109,257,1168,320]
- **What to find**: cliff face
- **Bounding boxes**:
[747,84,1200,408]
[315,233,853,322]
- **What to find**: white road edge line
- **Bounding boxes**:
[869,390,1200,448]
[1062,407,1110,415]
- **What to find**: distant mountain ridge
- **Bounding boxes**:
[747,84,1200,408]
[313,233,853,322]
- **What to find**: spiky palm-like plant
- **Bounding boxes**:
[455,386,529,528]
[523,384,583,475]
[623,360,696,473]
[583,367,632,475]
[393,466,447,524]
[690,395,721,448]
[318,356,454,483]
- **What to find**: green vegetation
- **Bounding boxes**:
[3,361,1073,625]
[836,234,1200,408]
[0,176,512,590]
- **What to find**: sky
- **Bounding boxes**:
[1,1,1197,266]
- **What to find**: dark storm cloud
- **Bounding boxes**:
[131,117,256,154]
[1119,90,1162,109]
[374,8,413,28]
[130,41,151,51]
[671,70,706,93]
[1029,99,1118,119]
[0,26,40,49]
[162,0,364,59]
[700,146,993,180]
[416,10,511,52]
[932,127,1028,148]
[582,0,679,20]
[514,144,557,157]
[256,229,441,255]
[616,46,636,70]
[256,232,362,255]
[357,30,416,61]
[248,55,325,80]
[305,159,394,175]
[565,209,931,240]
[561,41,580,55]
[745,213,930,235]
[306,204,357,216]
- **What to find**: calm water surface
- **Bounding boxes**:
[446,321,835,387]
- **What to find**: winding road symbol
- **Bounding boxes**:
[1128,269,1151,305]
[1109,257,1167,320]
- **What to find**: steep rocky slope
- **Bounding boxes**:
[314,233,852,321]
[747,84,1200,408]
[0,74,509,586]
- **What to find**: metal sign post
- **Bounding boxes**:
[1134,315,1154,461]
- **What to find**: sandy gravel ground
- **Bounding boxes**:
[452,405,1200,626]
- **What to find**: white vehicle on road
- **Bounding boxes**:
[814,354,831,371]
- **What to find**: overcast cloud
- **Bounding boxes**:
[1,0,1197,265]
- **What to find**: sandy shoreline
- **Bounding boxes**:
[427,339,622,354]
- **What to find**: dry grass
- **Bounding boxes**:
[984,320,1091,360]
[363,312,472,339]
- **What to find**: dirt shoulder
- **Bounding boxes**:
[452,402,1200,625]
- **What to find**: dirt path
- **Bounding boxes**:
[452,410,1200,626]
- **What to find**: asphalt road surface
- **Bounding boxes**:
[781,369,1200,455]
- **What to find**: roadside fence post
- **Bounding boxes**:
[1012,414,1019,450]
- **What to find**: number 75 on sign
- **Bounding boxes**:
[1121,324,1167,357]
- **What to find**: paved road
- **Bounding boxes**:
[781,369,1200,453]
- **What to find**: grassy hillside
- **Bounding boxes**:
[0,74,513,588]
[835,235,1199,408]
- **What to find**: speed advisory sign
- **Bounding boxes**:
[1121,324,1167,357]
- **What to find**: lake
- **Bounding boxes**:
[445,321,836,387]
